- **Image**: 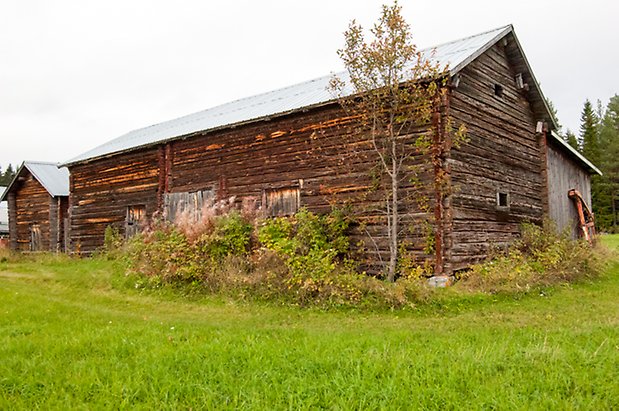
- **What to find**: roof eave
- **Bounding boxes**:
[507,29,559,131]
[61,98,342,168]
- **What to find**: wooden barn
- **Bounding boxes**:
[61,25,599,276]
[1,162,70,252]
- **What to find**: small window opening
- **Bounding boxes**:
[494,84,504,98]
[497,192,509,208]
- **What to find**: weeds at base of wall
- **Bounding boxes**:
[111,208,434,309]
[456,221,608,295]
[107,212,608,310]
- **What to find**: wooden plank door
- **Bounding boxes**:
[30,224,42,251]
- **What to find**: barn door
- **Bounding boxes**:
[30,224,42,251]
[164,189,214,223]
[125,205,146,238]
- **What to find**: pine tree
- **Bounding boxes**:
[565,129,580,151]
[579,99,606,228]
[580,99,600,164]
[546,97,563,135]
[0,164,16,186]
[597,95,619,230]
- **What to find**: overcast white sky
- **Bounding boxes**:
[1,0,617,169]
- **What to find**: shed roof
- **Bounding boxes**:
[63,25,517,166]
[0,162,70,202]
[549,131,602,175]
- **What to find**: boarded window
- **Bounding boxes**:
[164,189,215,223]
[264,187,300,217]
[126,205,146,238]
[30,224,42,251]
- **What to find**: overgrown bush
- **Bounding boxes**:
[118,206,432,309]
[195,211,254,262]
[458,221,605,294]
[115,209,607,309]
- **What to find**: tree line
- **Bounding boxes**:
[0,164,16,187]
[554,95,619,231]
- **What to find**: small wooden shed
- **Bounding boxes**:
[545,131,601,239]
[1,162,70,252]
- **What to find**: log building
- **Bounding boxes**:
[60,25,600,275]
[1,162,70,252]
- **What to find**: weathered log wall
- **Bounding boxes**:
[448,42,543,271]
[69,105,437,270]
[68,149,160,252]
[11,173,53,251]
[546,141,592,239]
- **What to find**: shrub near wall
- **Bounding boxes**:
[117,208,605,308]
[459,222,605,294]
[121,207,431,308]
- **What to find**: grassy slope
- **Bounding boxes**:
[1,239,618,409]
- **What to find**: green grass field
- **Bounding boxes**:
[1,238,618,409]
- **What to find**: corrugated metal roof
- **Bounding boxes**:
[63,25,512,166]
[25,162,70,197]
[550,131,602,175]
[0,162,70,201]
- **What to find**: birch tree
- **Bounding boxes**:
[329,2,459,281]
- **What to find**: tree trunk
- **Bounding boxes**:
[612,191,617,229]
[387,144,398,282]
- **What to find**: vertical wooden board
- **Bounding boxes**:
[164,189,215,222]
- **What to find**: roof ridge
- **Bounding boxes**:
[427,24,512,50]
[63,24,515,166]
[117,73,339,139]
[24,160,62,166]
[81,26,514,147]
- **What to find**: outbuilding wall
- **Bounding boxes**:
[11,173,53,251]
[546,142,592,238]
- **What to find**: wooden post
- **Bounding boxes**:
[432,90,451,276]
[432,107,443,276]
[157,146,166,212]
[8,192,17,251]
[49,196,58,252]
[537,121,550,217]
[157,143,173,214]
